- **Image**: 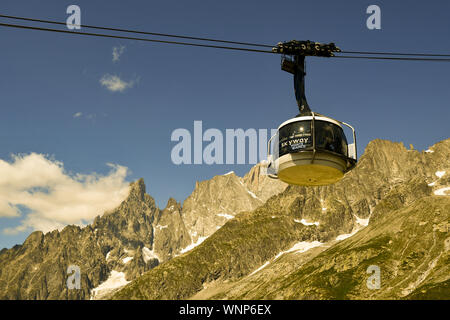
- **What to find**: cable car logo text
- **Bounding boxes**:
[281,137,311,149]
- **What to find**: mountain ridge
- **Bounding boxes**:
[0,138,448,300]
[112,138,450,300]
[0,160,287,299]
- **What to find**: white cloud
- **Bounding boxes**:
[0,153,131,235]
[112,45,125,62]
[73,113,99,121]
[100,74,134,92]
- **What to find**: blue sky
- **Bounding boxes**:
[0,0,449,248]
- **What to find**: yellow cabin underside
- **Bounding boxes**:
[278,163,344,186]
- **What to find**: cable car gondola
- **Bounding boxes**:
[266,41,357,186]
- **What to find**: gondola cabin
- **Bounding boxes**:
[267,112,357,186]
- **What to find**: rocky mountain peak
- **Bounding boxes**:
[127,178,146,202]
[181,165,287,244]
[243,164,263,188]
[164,198,180,211]
[360,139,407,161]
[22,231,44,248]
[243,162,287,202]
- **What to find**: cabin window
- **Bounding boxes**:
[314,121,348,156]
[278,120,312,157]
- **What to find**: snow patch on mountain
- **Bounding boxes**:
[249,261,271,276]
[275,241,324,260]
[320,199,327,212]
[354,214,370,227]
[217,213,234,220]
[180,236,208,254]
[247,190,259,199]
[122,257,133,264]
[294,219,320,226]
[336,212,372,241]
[335,231,357,241]
[249,241,323,276]
[434,187,450,196]
[335,225,364,241]
[90,270,130,300]
[435,171,446,178]
[142,247,159,262]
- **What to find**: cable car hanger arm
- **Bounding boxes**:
[273,40,340,116]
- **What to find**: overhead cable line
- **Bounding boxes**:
[0,13,274,48]
[340,50,450,58]
[335,55,450,62]
[0,22,276,54]
[2,14,450,58]
[1,18,450,62]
